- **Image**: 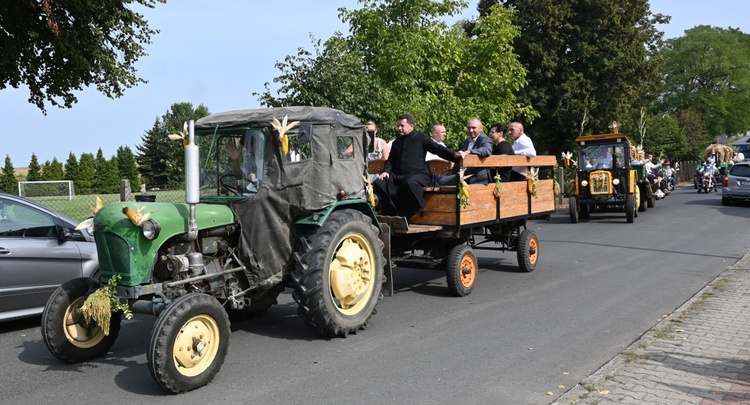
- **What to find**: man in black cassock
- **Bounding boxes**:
[373,113,458,218]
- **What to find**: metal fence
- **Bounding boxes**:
[24,180,186,223]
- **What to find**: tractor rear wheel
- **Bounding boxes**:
[292,209,384,337]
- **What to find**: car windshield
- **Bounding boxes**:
[578,144,625,170]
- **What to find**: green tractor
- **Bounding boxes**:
[568,133,651,223]
[41,107,387,393]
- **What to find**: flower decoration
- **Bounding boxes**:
[493,172,503,198]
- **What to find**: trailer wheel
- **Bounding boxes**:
[148,294,230,394]
[517,229,539,273]
[42,277,121,363]
[446,244,477,297]
[569,196,579,223]
[292,209,384,337]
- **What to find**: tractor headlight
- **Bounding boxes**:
[142,219,161,240]
[581,180,588,187]
[612,178,620,185]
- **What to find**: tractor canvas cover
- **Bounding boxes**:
[195,106,367,287]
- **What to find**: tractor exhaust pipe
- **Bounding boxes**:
[185,120,199,241]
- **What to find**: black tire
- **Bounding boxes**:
[516,229,539,273]
[147,294,230,394]
[579,202,590,219]
[446,244,477,297]
[41,277,121,363]
[647,194,655,208]
[722,196,731,206]
[569,196,579,223]
[292,209,385,337]
[625,194,635,223]
[227,285,284,321]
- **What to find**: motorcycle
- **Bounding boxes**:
[697,163,718,193]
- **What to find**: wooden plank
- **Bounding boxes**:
[498,181,530,218]
[427,160,454,176]
[368,159,386,174]
[461,154,557,168]
[531,179,555,214]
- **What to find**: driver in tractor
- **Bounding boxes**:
[227,130,264,193]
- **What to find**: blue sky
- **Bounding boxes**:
[2,0,748,166]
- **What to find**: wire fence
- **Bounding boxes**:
[24,181,186,222]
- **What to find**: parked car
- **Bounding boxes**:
[0,192,97,322]
[722,162,750,206]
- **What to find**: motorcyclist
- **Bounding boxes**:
[644,154,667,198]
[662,161,676,190]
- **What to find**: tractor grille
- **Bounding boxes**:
[589,171,612,195]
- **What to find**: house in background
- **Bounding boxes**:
[732,132,750,156]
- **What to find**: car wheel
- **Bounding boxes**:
[722,196,731,206]
[148,293,230,394]
[41,277,121,363]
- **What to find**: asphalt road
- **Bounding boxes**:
[1,185,748,405]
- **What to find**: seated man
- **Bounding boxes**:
[439,118,493,185]
[373,113,459,218]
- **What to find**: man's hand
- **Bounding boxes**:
[378,172,390,180]
[227,138,242,161]
[457,150,470,159]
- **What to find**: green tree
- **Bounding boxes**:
[117,146,141,190]
[64,152,79,183]
[658,26,750,137]
[0,155,17,193]
[135,102,210,188]
[259,0,533,147]
[94,149,119,194]
[26,154,43,181]
[41,158,64,180]
[77,153,96,194]
[474,0,669,156]
[0,0,164,113]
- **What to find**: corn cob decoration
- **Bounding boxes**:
[75,196,104,231]
[458,168,472,208]
[122,205,155,227]
[561,151,576,168]
[167,121,189,147]
[522,167,539,198]
[363,175,376,207]
[271,115,300,155]
[493,172,503,198]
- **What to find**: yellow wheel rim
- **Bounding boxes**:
[329,232,376,316]
[459,254,477,288]
[63,297,106,349]
[172,315,221,377]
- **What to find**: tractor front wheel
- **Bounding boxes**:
[147,294,230,394]
[42,277,121,363]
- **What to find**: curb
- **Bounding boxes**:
[552,249,750,404]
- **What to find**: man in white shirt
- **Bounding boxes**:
[508,121,536,181]
[425,124,447,161]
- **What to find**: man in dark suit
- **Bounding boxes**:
[440,118,493,185]
[373,113,459,218]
